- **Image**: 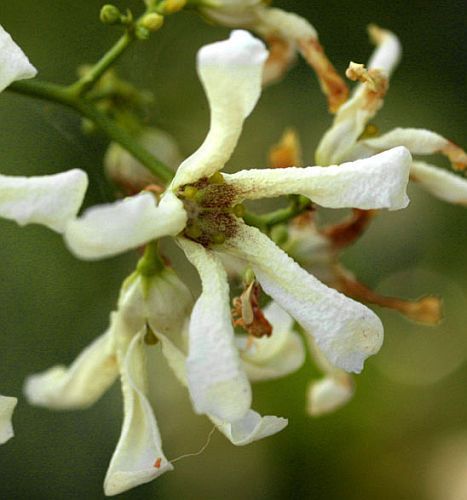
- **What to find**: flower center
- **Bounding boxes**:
[177,172,245,247]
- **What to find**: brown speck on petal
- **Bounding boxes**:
[298,38,349,113]
[153,458,162,469]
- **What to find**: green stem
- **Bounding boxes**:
[68,32,133,97]
[244,196,312,230]
[8,79,174,184]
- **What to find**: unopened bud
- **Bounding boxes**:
[160,0,187,15]
[104,128,183,195]
[100,4,121,25]
[139,13,164,32]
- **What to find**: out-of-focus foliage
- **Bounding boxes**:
[0,1,466,499]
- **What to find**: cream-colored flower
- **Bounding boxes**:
[316,25,467,206]
[63,30,411,429]
[197,1,349,111]
[25,262,289,494]
[25,268,190,495]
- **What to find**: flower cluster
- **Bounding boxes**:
[0,1,466,496]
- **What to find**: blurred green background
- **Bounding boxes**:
[1,1,466,499]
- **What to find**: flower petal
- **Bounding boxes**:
[225,222,384,373]
[410,161,467,206]
[356,127,467,171]
[0,395,17,444]
[178,238,252,421]
[24,329,118,410]
[171,31,267,189]
[64,191,187,260]
[226,147,411,210]
[104,330,172,496]
[0,24,37,91]
[238,302,305,381]
[359,127,449,155]
[366,25,401,76]
[0,169,88,232]
[307,376,354,417]
[212,409,287,446]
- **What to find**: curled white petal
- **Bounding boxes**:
[0,396,17,444]
[0,25,37,92]
[360,128,449,156]
[24,329,118,410]
[0,169,88,233]
[239,302,305,381]
[179,238,251,422]
[213,409,287,446]
[104,331,172,496]
[367,25,401,77]
[411,161,467,206]
[225,222,384,373]
[64,191,187,260]
[226,147,411,210]
[171,31,268,189]
[307,376,354,417]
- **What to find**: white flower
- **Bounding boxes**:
[25,268,190,495]
[197,1,349,111]
[62,30,411,428]
[316,25,467,206]
[25,265,288,494]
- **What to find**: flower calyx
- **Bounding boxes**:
[177,172,245,247]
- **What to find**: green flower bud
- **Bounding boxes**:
[139,13,164,32]
[100,4,121,25]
